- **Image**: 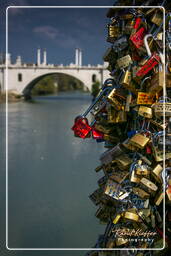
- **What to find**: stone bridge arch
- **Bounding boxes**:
[5,66,109,95]
[22,72,88,96]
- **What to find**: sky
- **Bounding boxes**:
[0,0,118,66]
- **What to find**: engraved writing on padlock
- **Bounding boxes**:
[130,27,146,49]
[138,106,152,119]
[117,55,133,69]
[153,102,171,117]
[137,92,155,105]
[136,53,160,78]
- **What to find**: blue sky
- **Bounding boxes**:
[1,0,117,66]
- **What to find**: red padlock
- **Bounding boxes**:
[92,128,104,140]
[136,53,160,78]
[130,27,146,49]
[71,116,92,139]
[134,17,142,30]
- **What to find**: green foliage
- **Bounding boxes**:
[32,74,85,95]
[91,80,100,98]
[32,76,56,95]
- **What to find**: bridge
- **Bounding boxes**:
[0,48,110,97]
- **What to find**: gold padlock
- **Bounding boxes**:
[122,138,137,151]
[154,191,163,206]
[94,124,112,134]
[151,10,163,26]
[107,89,124,111]
[124,210,139,222]
[135,166,150,176]
[120,66,132,88]
[130,170,141,183]
[113,213,122,224]
[138,106,152,119]
[115,154,132,170]
[132,187,150,199]
[140,177,158,193]
[129,133,150,149]
[110,171,128,183]
[103,134,120,143]
[116,55,132,69]
[139,208,151,218]
[137,92,155,105]
[152,164,163,183]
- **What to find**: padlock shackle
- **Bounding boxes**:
[144,34,153,57]
[82,87,111,117]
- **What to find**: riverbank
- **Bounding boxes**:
[0,92,23,103]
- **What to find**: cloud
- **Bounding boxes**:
[33,25,80,48]
[33,26,59,39]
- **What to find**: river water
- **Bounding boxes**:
[0,92,105,255]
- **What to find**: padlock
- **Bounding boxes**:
[138,106,152,119]
[115,154,132,170]
[100,144,123,165]
[122,138,138,151]
[104,179,118,200]
[90,98,107,116]
[135,162,150,176]
[140,177,158,194]
[92,128,104,140]
[123,209,139,222]
[136,52,160,79]
[107,88,125,111]
[154,191,163,206]
[120,65,132,89]
[137,92,155,105]
[71,82,114,138]
[158,134,171,150]
[112,35,128,52]
[103,47,117,62]
[148,64,164,95]
[103,134,120,144]
[112,213,122,225]
[151,164,163,183]
[151,9,163,27]
[153,101,171,118]
[71,117,92,139]
[125,92,132,112]
[116,55,133,69]
[107,23,120,43]
[129,133,150,149]
[132,187,150,199]
[130,26,146,50]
